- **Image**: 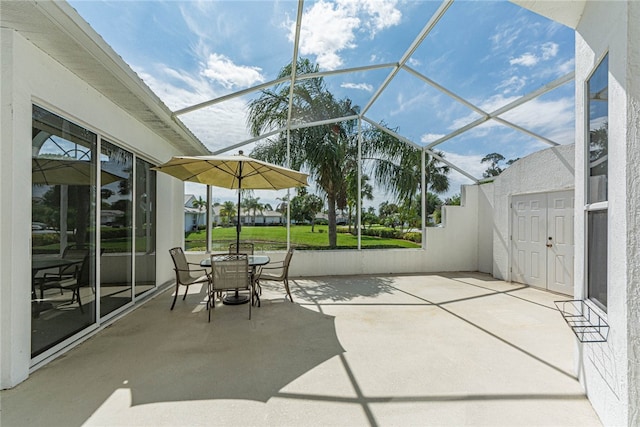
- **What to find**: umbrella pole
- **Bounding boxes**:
[236,189,241,253]
[236,164,242,254]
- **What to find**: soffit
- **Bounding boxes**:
[0,1,209,156]
[510,0,586,29]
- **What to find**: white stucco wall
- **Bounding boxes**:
[477,183,495,274]
[491,144,575,281]
[625,4,640,425]
[0,29,187,388]
[575,2,634,425]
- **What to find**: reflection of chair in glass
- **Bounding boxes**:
[208,253,252,322]
[44,253,92,313]
[229,242,254,255]
[256,248,294,302]
[41,243,91,298]
[169,247,211,310]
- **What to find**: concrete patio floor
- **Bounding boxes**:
[1,272,602,426]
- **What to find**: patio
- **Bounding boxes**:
[2,272,601,426]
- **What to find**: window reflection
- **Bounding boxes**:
[31,105,97,357]
[100,141,133,317]
[135,158,156,297]
[588,54,608,204]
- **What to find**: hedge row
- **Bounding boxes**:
[336,226,421,243]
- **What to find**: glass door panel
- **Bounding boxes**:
[135,158,157,297]
[100,141,133,317]
[31,105,97,357]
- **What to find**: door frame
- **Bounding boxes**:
[508,189,574,294]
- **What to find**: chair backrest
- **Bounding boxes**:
[169,247,192,284]
[63,243,91,260]
[229,242,254,255]
[211,253,249,291]
[283,248,294,272]
[76,253,94,287]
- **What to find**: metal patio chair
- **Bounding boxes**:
[169,247,211,310]
[208,253,252,322]
[256,248,294,302]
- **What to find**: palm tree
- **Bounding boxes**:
[219,200,236,226]
[243,195,262,225]
[191,196,207,228]
[248,59,449,247]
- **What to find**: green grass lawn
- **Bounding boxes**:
[185,225,420,251]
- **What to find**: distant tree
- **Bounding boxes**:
[242,195,263,225]
[378,201,400,229]
[481,152,506,177]
[191,196,207,229]
[220,201,236,226]
[481,152,519,178]
[362,207,378,230]
[445,193,461,206]
[290,188,324,232]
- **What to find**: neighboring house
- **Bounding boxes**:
[101,209,125,227]
[184,195,206,232]
[209,205,284,226]
[314,213,348,225]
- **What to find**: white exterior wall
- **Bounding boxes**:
[477,183,495,274]
[0,29,186,388]
[575,2,636,425]
[491,144,575,281]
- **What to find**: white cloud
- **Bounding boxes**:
[510,53,538,67]
[136,65,252,152]
[439,151,486,181]
[496,75,527,94]
[421,133,445,144]
[201,53,265,89]
[339,0,402,35]
[490,23,522,51]
[509,41,560,68]
[341,82,373,92]
[444,93,574,146]
[541,42,559,60]
[557,58,575,75]
[291,0,401,70]
[407,57,421,67]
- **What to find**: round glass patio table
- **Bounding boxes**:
[200,255,270,305]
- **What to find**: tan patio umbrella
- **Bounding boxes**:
[32,158,122,186]
[152,151,308,250]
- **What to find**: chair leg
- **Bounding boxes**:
[73,287,84,314]
[284,278,293,302]
[208,282,215,322]
[182,284,189,300]
[170,282,180,310]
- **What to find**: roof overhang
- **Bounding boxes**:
[0,1,210,156]
[510,0,586,29]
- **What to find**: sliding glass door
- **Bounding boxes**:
[31,105,158,358]
[31,105,97,357]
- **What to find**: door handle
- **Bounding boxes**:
[546,237,553,248]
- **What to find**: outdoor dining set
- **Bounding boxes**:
[168,244,294,322]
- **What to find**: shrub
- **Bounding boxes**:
[403,232,422,243]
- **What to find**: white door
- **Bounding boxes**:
[511,191,574,295]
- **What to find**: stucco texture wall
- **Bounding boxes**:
[625,2,640,425]
[576,2,634,426]
[491,144,575,281]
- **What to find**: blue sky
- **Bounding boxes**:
[68,0,575,208]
